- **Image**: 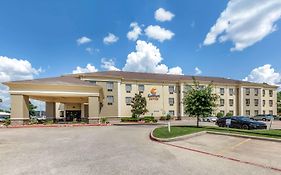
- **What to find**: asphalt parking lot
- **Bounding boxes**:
[0,126,281,175]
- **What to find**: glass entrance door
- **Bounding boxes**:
[65,110,81,122]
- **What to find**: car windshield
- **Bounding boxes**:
[239,117,252,122]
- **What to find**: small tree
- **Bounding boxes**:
[28,101,37,117]
[131,92,148,118]
[225,112,233,117]
[183,78,219,127]
[216,112,224,118]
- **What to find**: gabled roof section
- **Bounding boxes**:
[67,71,278,88]
[3,76,98,87]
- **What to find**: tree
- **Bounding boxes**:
[183,78,219,127]
[131,92,148,118]
[28,101,37,117]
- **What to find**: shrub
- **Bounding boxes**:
[216,112,224,118]
[100,117,108,124]
[121,117,140,122]
[140,116,157,123]
[225,112,233,117]
[29,118,38,125]
[159,116,167,121]
[4,118,11,126]
[43,119,54,125]
[166,114,171,120]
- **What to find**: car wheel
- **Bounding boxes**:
[242,124,249,130]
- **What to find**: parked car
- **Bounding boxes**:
[273,115,281,121]
[250,114,273,121]
[202,116,218,122]
[216,116,267,130]
[0,112,10,122]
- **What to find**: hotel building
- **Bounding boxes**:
[3,71,278,124]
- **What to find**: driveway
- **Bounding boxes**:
[0,126,280,175]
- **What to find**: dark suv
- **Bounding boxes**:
[216,116,267,130]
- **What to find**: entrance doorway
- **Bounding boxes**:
[66,110,81,122]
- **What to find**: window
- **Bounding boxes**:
[263,89,265,97]
[269,100,273,107]
[254,99,259,106]
[125,97,131,106]
[220,88,225,95]
[169,86,175,94]
[220,99,225,106]
[254,110,259,116]
[246,99,250,106]
[245,88,250,95]
[184,85,192,92]
[229,110,234,115]
[138,84,144,93]
[220,110,225,115]
[263,100,265,107]
[263,110,266,115]
[169,98,174,106]
[254,88,259,96]
[246,110,250,116]
[229,99,234,107]
[169,110,175,116]
[229,88,234,96]
[269,110,273,115]
[269,90,273,97]
[107,96,114,105]
[107,82,114,92]
[125,84,132,93]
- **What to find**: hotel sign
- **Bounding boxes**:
[148,88,160,100]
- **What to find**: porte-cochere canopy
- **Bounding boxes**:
[3,76,104,125]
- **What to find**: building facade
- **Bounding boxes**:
[4,71,278,124]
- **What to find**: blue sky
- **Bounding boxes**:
[0,0,280,80]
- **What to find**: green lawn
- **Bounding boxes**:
[153,126,281,139]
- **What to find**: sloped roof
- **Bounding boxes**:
[4,76,98,87]
[69,71,278,88]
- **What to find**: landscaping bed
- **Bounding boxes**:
[153,126,281,139]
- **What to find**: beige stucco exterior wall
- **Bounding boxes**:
[10,94,29,124]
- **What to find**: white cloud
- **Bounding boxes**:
[127,22,142,41]
[122,40,182,75]
[155,8,175,22]
[0,56,41,110]
[243,64,281,87]
[203,0,281,51]
[101,58,120,71]
[145,25,174,42]
[195,67,202,75]
[103,33,119,45]
[85,47,99,54]
[77,36,92,45]
[72,64,98,74]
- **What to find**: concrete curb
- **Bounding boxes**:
[0,123,112,129]
[150,126,281,143]
[114,122,164,126]
[206,131,281,143]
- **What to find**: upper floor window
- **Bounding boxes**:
[220,88,225,95]
[125,84,132,93]
[229,99,234,107]
[138,84,144,93]
[246,110,251,116]
[229,88,234,96]
[245,88,250,95]
[263,100,265,107]
[184,85,192,92]
[263,89,265,97]
[254,88,259,96]
[107,96,114,105]
[246,99,250,106]
[107,82,114,92]
[125,97,132,106]
[169,86,175,94]
[269,90,273,97]
[269,100,273,107]
[169,98,175,106]
[220,99,225,106]
[254,99,259,106]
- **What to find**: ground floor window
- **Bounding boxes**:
[125,97,132,106]
[107,96,114,105]
[254,110,259,116]
[246,110,250,116]
[168,110,175,116]
[269,110,273,115]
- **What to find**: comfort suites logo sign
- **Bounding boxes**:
[148,88,160,100]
